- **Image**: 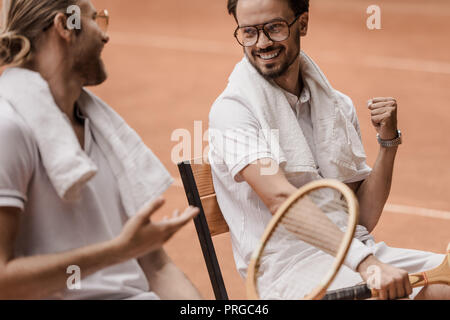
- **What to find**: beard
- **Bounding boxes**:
[74,55,107,86]
[247,47,298,79]
[72,41,108,87]
[84,59,107,86]
[246,30,301,80]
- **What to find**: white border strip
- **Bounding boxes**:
[384,203,450,221]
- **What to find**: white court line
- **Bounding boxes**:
[315,0,450,17]
[363,56,450,75]
[172,177,450,220]
[384,204,450,221]
[315,52,450,75]
[110,32,238,55]
[109,32,450,76]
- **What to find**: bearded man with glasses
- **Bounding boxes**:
[208,0,449,300]
[0,0,201,300]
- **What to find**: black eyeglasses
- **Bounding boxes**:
[234,15,300,47]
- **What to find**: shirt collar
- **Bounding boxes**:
[74,103,87,124]
[279,82,311,110]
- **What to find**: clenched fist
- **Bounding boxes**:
[368,97,398,140]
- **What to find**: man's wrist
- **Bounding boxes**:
[377,130,402,148]
[356,254,377,273]
[107,237,130,264]
[378,130,398,140]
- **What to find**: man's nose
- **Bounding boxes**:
[256,29,273,49]
[102,32,110,44]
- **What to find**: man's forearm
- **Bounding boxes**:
[150,262,203,300]
[357,146,398,232]
[0,238,125,299]
[138,249,202,300]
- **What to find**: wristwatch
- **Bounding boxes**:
[377,130,402,148]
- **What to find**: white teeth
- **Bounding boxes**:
[259,50,280,60]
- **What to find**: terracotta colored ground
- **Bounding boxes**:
[4,0,450,299]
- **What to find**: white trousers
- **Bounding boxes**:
[259,241,445,300]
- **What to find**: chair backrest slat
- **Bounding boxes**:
[200,194,229,236]
[190,162,216,197]
[177,159,229,300]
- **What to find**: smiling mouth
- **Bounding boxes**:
[256,48,282,61]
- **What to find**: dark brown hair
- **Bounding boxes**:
[227,0,309,19]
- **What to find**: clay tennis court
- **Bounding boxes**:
[3,0,449,299]
[92,0,450,299]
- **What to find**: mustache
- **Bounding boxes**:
[253,46,283,55]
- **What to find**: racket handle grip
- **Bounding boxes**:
[322,284,373,300]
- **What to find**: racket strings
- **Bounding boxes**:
[255,186,353,300]
[250,182,354,300]
[307,192,349,212]
[277,190,349,255]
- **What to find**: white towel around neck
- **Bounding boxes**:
[0,67,173,217]
[224,51,367,181]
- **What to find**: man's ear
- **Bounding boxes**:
[299,12,309,36]
[53,12,72,42]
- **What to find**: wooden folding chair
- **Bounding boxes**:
[178,159,229,300]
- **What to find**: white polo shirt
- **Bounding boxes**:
[208,82,373,280]
[0,98,159,300]
[209,79,446,299]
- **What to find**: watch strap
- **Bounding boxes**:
[377,130,402,148]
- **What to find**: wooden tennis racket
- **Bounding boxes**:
[246,179,359,300]
[322,243,450,300]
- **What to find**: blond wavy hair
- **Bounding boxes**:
[0,0,77,67]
